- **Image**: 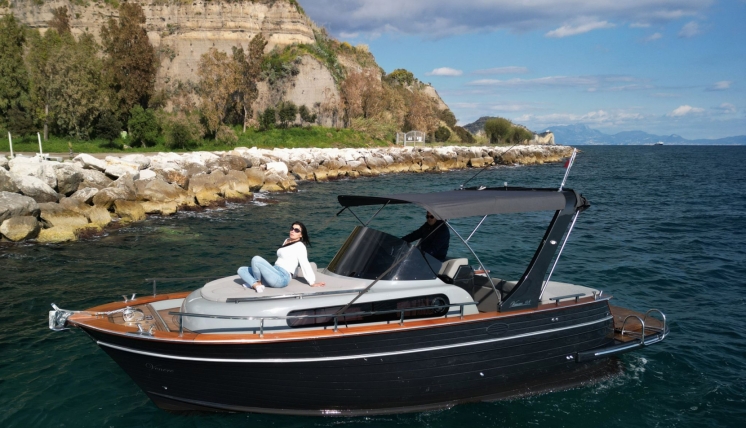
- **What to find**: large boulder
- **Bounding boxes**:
[109,174,138,200]
[69,187,99,204]
[0,156,8,169]
[73,153,107,171]
[8,156,43,179]
[209,154,248,172]
[135,178,194,206]
[78,169,113,190]
[266,161,289,175]
[113,200,146,222]
[0,216,40,241]
[54,163,83,196]
[188,172,224,206]
[140,200,178,216]
[38,203,90,230]
[104,156,141,178]
[260,173,285,192]
[0,191,40,223]
[37,226,77,243]
[12,175,59,203]
[92,187,132,209]
[120,154,151,170]
[244,168,265,191]
[86,206,112,227]
[0,168,19,193]
[152,167,190,189]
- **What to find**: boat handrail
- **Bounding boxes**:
[548,293,585,305]
[620,315,646,345]
[168,301,479,338]
[225,288,369,303]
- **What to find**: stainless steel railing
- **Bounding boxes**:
[168,301,478,338]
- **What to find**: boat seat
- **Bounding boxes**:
[438,258,469,281]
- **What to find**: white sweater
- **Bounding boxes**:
[274,240,316,285]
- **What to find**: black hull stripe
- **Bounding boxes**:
[97,316,612,363]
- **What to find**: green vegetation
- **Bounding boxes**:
[0,125,391,154]
[484,117,534,144]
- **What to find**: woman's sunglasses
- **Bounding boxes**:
[290,227,302,233]
[426,215,435,219]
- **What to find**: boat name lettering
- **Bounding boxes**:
[509,300,532,308]
[146,363,174,373]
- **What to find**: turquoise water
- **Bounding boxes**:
[1,146,745,427]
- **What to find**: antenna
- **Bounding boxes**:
[558,148,577,191]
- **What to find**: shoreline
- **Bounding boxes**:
[0,144,573,244]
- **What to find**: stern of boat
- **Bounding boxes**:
[576,305,669,362]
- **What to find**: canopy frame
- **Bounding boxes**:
[336,187,589,312]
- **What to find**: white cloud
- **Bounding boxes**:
[472,66,528,75]
[468,76,598,87]
[545,20,616,38]
[668,105,705,117]
[678,21,702,38]
[515,109,645,127]
[644,32,663,42]
[707,81,732,91]
[300,0,712,38]
[426,67,463,76]
[716,103,737,113]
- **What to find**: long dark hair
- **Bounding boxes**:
[292,221,311,247]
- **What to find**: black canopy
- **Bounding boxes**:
[338,188,576,220]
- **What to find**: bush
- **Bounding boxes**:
[259,107,276,131]
[299,105,317,125]
[127,105,158,147]
[164,113,204,149]
[484,117,512,144]
[434,126,451,143]
[93,111,122,143]
[278,101,298,128]
[438,109,457,128]
[215,125,238,146]
[453,126,475,144]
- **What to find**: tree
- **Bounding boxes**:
[46,33,106,139]
[48,6,71,35]
[101,3,158,118]
[484,117,513,144]
[197,48,233,135]
[231,34,266,132]
[163,112,204,149]
[26,28,64,140]
[127,105,158,147]
[511,127,534,144]
[405,91,439,136]
[278,101,298,128]
[0,14,30,129]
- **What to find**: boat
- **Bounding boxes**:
[654,141,664,145]
[49,186,669,416]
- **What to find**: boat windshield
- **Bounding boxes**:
[326,226,441,281]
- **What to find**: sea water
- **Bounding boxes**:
[1,146,744,427]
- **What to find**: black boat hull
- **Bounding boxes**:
[82,301,618,415]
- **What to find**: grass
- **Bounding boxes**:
[0,126,393,155]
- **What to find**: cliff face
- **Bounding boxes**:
[2,0,448,121]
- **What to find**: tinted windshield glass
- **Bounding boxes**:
[326,226,441,281]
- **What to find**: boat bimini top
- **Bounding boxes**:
[337,186,590,312]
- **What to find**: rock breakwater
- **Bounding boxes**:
[0,145,573,243]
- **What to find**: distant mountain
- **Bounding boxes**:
[462,119,745,145]
[548,124,746,146]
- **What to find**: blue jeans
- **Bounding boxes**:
[237,256,290,288]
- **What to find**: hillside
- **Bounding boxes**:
[1,0,449,128]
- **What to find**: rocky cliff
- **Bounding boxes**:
[2,0,447,120]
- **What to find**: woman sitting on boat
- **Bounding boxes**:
[237,222,325,292]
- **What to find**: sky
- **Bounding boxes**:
[299,0,746,140]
